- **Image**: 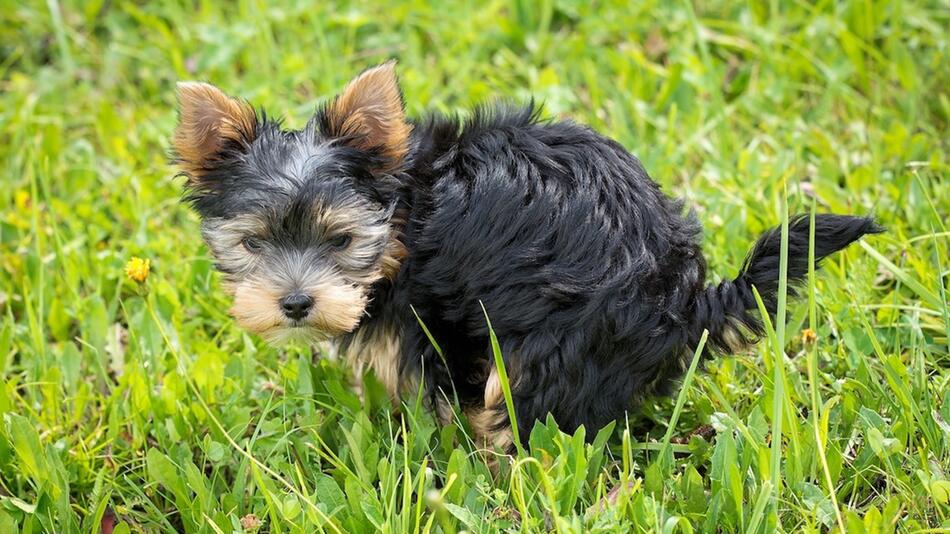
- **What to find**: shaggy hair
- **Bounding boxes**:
[173,62,882,451]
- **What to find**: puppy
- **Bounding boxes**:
[172,61,881,452]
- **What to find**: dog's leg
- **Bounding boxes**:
[343,325,403,404]
[466,366,515,453]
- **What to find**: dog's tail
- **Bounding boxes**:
[690,214,883,354]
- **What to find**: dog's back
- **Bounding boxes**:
[396,103,879,446]
[400,103,711,438]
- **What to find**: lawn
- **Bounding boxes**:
[1,0,948,532]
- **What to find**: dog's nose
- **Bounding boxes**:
[279,293,314,320]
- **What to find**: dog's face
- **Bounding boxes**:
[173,63,409,343]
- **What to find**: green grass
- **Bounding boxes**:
[1,0,948,532]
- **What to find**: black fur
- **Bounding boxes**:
[689,214,883,355]
[394,104,881,443]
[180,94,881,448]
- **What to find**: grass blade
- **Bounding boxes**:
[480,301,523,456]
[806,201,846,533]
[859,241,943,310]
[657,329,709,468]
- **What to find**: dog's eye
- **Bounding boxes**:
[242,237,264,253]
[328,234,351,250]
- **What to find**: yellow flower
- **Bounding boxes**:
[14,190,30,210]
[801,328,817,346]
[124,257,150,283]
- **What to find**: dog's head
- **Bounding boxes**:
[173,62,409,343]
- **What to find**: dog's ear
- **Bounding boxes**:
[321,61,411,173]
[173,82,257,180]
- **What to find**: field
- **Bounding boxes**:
[1,1,948,532]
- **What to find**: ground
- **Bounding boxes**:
[0,1,948,532]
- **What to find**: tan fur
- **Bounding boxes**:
[344,325,403,401]
[720,324,750,353]
[484,366,503,408]
[307,202,359,237]
[174,82,256,179]
[467,407,514,452]
[379,209,409,280]
[228,269,366,342]
[466,366,514,451]
[379,236,407,280]
[324,61,412,172]
[230,279,284,335]
[299,278,368,336]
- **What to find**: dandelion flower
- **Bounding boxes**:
[124,257,150,283]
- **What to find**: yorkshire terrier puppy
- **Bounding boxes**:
[173,62,881,452]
